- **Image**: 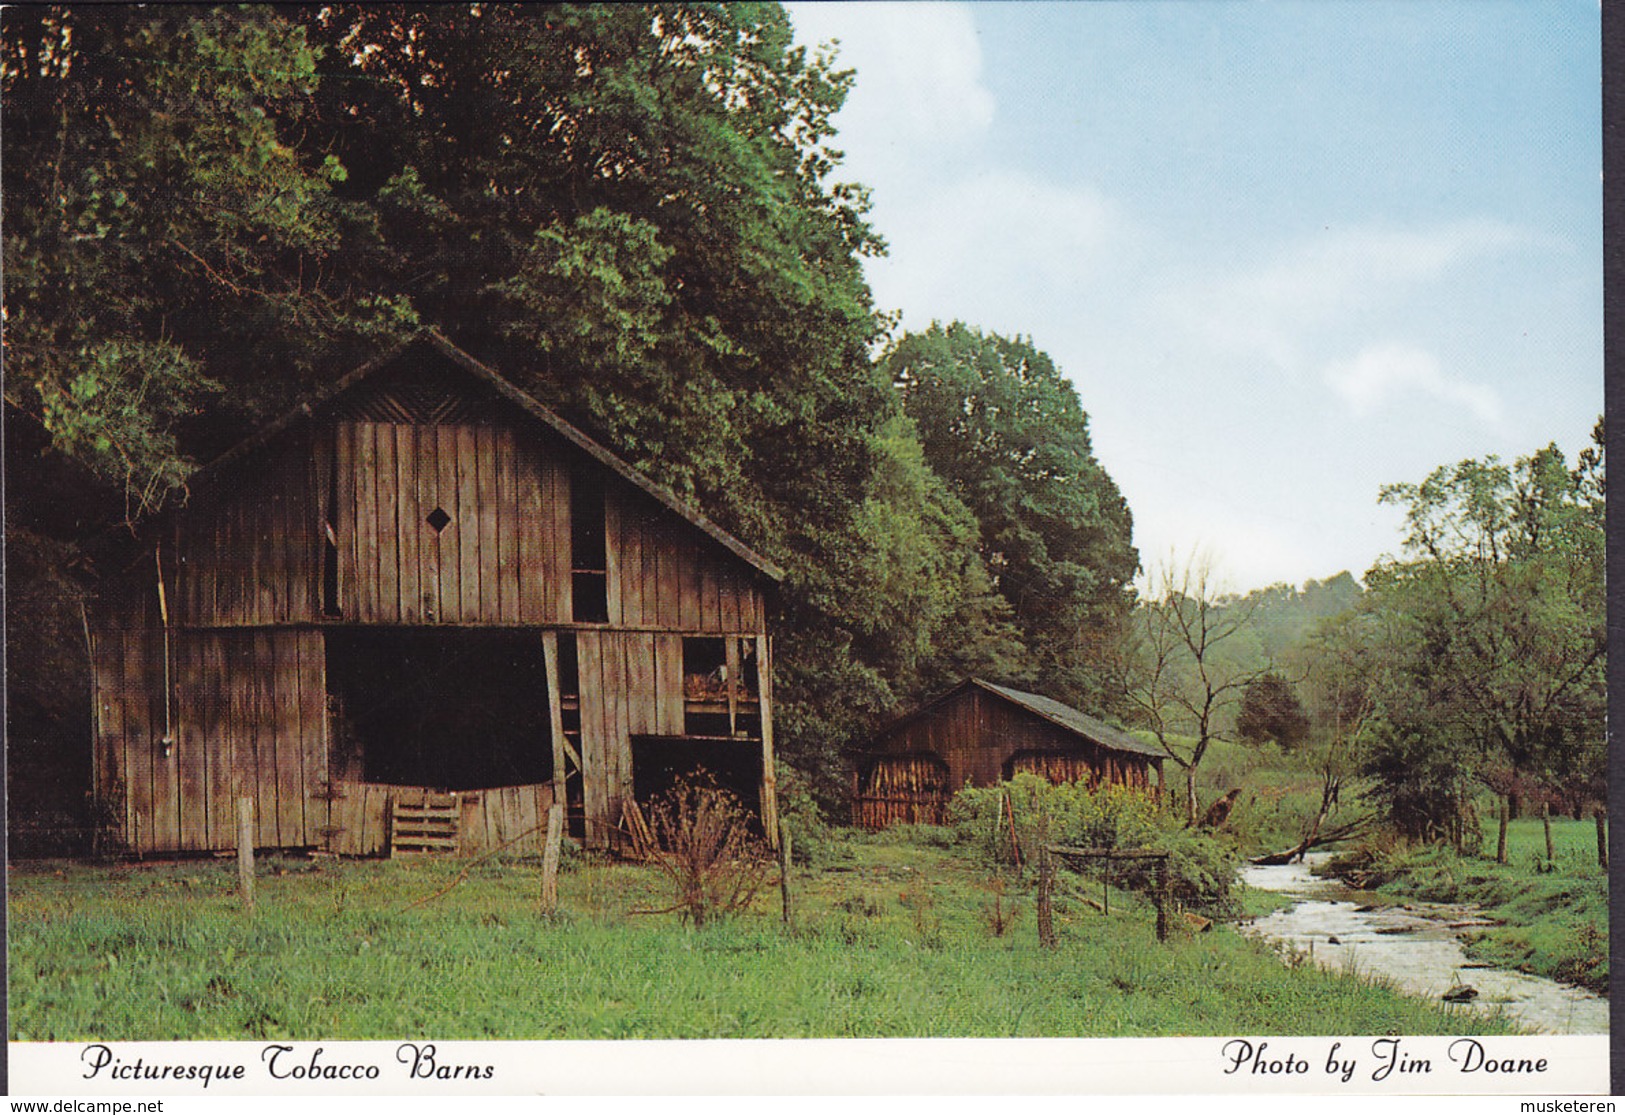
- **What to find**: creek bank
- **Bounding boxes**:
[1240,855,1607,1035]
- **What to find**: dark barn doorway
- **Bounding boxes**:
[325,629,553,790]
[630,736,763,828]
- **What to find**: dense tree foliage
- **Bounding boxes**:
[4,5,1143,835]
[1235,672,1310,752]
[883,323,1138,711]
[1350,426,1606,842]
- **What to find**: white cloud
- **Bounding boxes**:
[786,1,994,167]
[1324,343,1505,427]
[867,170,1119,331]
[1177,219,1538,371]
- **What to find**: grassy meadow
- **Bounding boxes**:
[1329,815,1610,995]
[1157,732,1608,995]
[9,831,1520,1041]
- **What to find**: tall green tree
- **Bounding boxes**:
[1236,672,1310,751]
[883,323,1139,710]
[1357,428,1606,841]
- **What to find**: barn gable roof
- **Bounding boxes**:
[878,677,1163,760]
[187,329,784,582]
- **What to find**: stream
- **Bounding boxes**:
[1240,854,1608,1034]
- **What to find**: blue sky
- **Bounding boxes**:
[786,1,1602,592]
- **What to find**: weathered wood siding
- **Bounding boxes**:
[92,628,329,854]
[868,687,1154,795]
[162,417,767,634]
[604,488,765,633]
[321,781,555,857]
[172,431,320,628]
[92,349,776,856]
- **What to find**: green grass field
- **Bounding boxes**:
[9,834,1519,1041]
[1360,814,1609,994]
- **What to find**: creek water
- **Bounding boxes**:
[1239,854,1607,1034]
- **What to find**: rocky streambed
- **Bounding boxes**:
[1240,854,1607,1035]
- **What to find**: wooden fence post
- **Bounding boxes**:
[1003,792,1023,872]
[1154,857,1169,942]
[778,819,793,926]
[1496,796,1510,864]
[1595,808,1608,871]
[540,804,564,915]
[1036,845,1056,949]
[237,796,256,912]
[1542,801,1555,865]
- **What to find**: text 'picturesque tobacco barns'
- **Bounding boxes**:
[89,332,782,856]
[854,678,1164,829]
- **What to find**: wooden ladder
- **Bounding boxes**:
[390,790,460,856]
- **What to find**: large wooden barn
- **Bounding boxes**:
[89,331,782,856]
[853,678,1163,829]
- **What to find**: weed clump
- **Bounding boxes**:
[645,778,771,928]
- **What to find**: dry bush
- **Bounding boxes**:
[646,777,771,927]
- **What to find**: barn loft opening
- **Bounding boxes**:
[681,636,762,738]
[325,628,553,791]
[631,735,763,829]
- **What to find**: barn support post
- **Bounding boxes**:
[237,796,256,912]
[542,630,567,813]
[540,804,564,915]
[756,634,779,849]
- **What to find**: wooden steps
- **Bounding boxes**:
[390,790,460,855]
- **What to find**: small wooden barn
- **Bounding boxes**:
[89,330,782,856]
[853,678,1163,829]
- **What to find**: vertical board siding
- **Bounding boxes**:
[496,429,520,623]
[274,633,306,846]
[604,493,625,626]
[477,425,501,623]
[336,422,357,621]
[297,631,330,849]
[396,425,421,624]
[457,425,482,621]
[435,423,462,622]
[175,634,207,850]
[106,628,332,853]
[548,454,572,622]
[416,423,442,621]
[375,425,400,623]
[121,632,152,851]
[516,432,543,622]
[655,634,685,735]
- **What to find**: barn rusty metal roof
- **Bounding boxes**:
[187,329,784,582]
[876,677,1164,760]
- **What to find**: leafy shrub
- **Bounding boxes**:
[646,779,771,927]
[949,774,1239,916]
[773,762,838,867]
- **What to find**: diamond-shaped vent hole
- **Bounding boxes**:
[426,507,452,533]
